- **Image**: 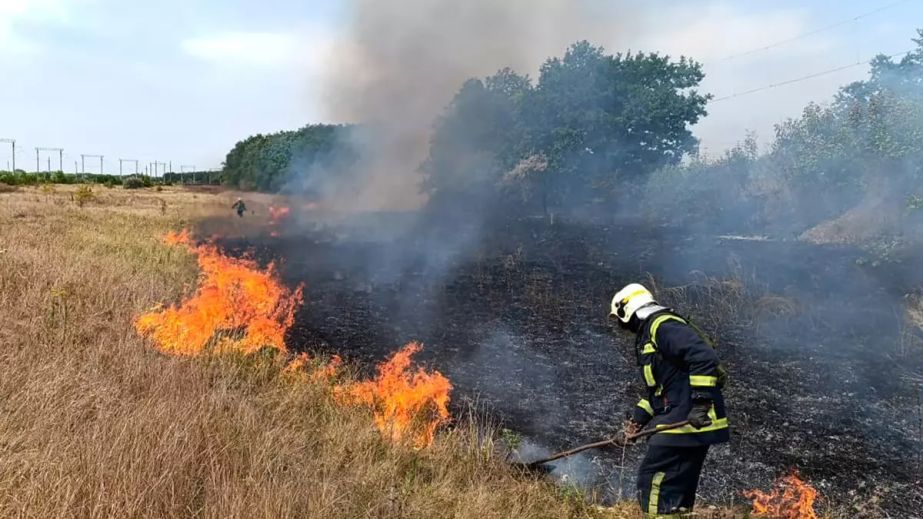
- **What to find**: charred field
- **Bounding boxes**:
[213,210,923,516]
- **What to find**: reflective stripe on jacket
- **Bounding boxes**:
[631,311,730,447]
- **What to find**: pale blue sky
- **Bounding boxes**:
[1,0,921,173]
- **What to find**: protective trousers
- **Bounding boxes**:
[637,445,709,518]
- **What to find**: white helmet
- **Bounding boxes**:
[609,283,656,324]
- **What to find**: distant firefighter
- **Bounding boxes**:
[231,197,247,217]
[609,283,729,518]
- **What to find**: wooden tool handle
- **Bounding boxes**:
[523,420,691,468]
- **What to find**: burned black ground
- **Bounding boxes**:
[215,213,923,517]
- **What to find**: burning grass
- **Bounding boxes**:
[0,187,596,518]
[337,342,452,448]
[745,472,819,518]
[0,186,859,518]
[135,230,303,356]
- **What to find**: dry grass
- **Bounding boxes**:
[0,186,641,518]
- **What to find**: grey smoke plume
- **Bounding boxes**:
[321,0,640,210]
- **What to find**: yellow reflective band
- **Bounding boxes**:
[648,471,666,516]
[649,314,686,347]
[643,364,656,387]
[708,405,718,422]
[637,399,654,416]
[689,375,718,387]
[641,342,656,354]
[657,417,728,434]
[621,288,650,304]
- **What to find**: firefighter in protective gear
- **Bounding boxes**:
[231,197,247,217]
[610,283,729,518]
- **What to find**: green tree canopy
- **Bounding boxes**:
[222,124,355,193]
[423,41,710,213]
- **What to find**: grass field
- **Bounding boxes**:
[0,185,753,518]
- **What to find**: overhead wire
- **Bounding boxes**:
[711,48,914,103]
[712,0,911,64]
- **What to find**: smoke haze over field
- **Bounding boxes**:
[321,0,642,210]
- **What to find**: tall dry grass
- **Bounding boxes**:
[0,186,635,518]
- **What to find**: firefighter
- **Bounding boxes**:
[231,197,247,217]
[609,283,729,518]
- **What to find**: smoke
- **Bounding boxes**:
[319,0,641,210]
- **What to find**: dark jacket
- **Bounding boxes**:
[631,310,730,447]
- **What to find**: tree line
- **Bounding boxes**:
[216,29,923,238]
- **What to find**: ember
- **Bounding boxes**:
[745,472,819,519]
[135,231,303,356]
[338,342,452,448]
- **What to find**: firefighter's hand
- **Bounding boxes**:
[687,400,713,429]
[621,419,642,444]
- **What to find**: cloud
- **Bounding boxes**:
[181,32,301,67]
[0,0,71,56]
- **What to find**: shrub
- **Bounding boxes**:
[123,176,146,190]
[73,185,95,207]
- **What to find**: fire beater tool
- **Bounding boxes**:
[519,420,691,469]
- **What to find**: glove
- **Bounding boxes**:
[687,400,713,429]
[622,419,643,444]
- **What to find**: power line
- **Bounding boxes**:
[713,0,911,64]
[711,49,914,103]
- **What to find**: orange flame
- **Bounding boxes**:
[269,205,290,223]
[135,231,303,356]
[268,206,291,237]
[745,472,819,519]
[285,352,343,382]
[163,229,192,246]
[338,342,452,448]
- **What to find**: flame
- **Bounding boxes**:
[338,342,452,448]
[745,472,819,519]
[163,229,192,246]
[269,205,291,224]
[135,231,303,356]
[268,206,291,238]
[285,352,343,382]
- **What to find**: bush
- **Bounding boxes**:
[73,185,95,207]
[123,176,147,190]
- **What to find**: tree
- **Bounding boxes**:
[421,70,531,204]
[421,41,710,214]
[222,124,355,193]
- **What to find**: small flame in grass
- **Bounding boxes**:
[269,205,291,224]
[338,342,452,448]
[268,206,291,237]
[285,352,343,382]
[745,472,819,519]
[135,230,303,356]
[163,229,192,247]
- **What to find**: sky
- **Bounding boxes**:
[1,0,921,173]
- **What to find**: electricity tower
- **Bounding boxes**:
[119,159,139,176]
[81,154,104,175]
[0,138,14,172]
[35,147,64,172]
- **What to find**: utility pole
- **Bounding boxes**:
[0,138,14,172]
[81,154,104,176]
[35,147,64,173]
[119,159,139,176]
[153,161,167,180]
[181,165,196,184]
